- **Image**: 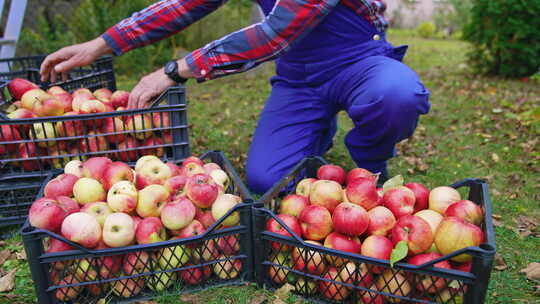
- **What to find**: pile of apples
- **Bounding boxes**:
[28,154,243,300]
[1,78,171,171]
[265,164,485,303]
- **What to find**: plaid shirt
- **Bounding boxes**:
[102,0,387,81]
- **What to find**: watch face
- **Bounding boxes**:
[165,61,176,74]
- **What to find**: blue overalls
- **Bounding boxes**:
[246,0,431,194]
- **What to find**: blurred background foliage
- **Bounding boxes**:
[18,0,253,76]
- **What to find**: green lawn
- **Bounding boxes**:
[2,30,539,303]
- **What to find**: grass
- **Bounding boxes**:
[2,30,539,303]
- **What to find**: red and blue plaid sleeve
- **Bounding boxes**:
[184,0,341,81]
[102,0,227,56]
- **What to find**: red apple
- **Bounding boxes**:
[55,275,82,301]
[345,177,380,211]
[215,234,240,255]
[174,219,206,246]
[429,186,461,214]
[0,125,21,153]
[407,253,452,293]
[71,89,93,113]
[126,114,152,140]
[279,194,309,218]
[111,90,130,108]
[160,197,196,230]
[332,202,369,236]
[135,217,167,244]
[180,161,205,177]
[8,78,39,100]
[116,136,139,162]
[324,232,361,266]
[391,215,434,255]
[18,143,40,171]
[317,164,346,184]
[358,284,384,304]
[164,175,187,200]
[196,210,216,229]
[444,200,484,226]
[319,266,352,301]
[367,206,396,236]
[54,112,82,137]
[295,178,317,197]
[361,235,393,273]
[47,238,74,270]
[32,95,64,117]
[135,158,172,190]
[112,277,144,298]
[152,111,170,128]
[185,173,219,208]
[29,198,68,232]
[179,264,212,285]
[44,173,79,199]
[383,186,416,218]
[268,252,294,284]
[140,137,165,157]
[79,99,106,114]
[102,161,134,190]
[292,240,326,274]
[102,117,128,142]
[56,196,80,215]
[375,270,412,303]
[266,214,302,250]
[405,182,430,212]
[346,168,375,184]
[452,261,472,273]
[298,205,333,241]
[166,162,182,176]
[94,88,113,102]
[53,92,73,113]
[21,89,51,110]
[434,217,484,263]
[61,212,102,248]
[213,257,242,279]
[123,251,150,274]
[131,215,143,231]
[82,157,112,182]
[309,180,343,213]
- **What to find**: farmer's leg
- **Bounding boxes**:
[246,79,337,194]
[328,56,430,175]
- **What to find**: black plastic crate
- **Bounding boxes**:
[0,173,48,228]
[0,85,189,178]
[22,151,254,304]
[252,157,496,304]
[0,55,116,110]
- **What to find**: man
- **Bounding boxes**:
[40,0,431,194]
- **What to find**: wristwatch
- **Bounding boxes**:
[164,60,188,84]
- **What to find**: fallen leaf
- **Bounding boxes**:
[274,283,294,301]
[272,299,287,304]
[491,153,500,162]
[0,269,16,292]
[180,294,199,303]
[515,215,539,238]
[494,254,507,271]
[0,250,11,265]
[0,241,6,247]
[249,294,268,304]
[15,250,26,260]
[382,175,404,194]
[521,263,540,281]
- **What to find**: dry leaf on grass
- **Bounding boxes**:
[515,215,538,238]
[249,294,268,304]
[180,294,199,303]
[15,251,26,260]
[274,283,294,301]
[494,254,507,271]
[521,263,540,281]
[272,299,287,304]
[0,269,16,292]
[0,250,11,265]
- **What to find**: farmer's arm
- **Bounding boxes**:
[128,0,340,108]
[40,0,227,82]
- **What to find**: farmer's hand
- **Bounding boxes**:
[128,59,194,109]
[40,37,112,83]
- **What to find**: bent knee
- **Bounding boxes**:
[246,167,282,195]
